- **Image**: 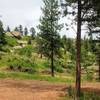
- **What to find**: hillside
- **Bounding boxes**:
[0,33,99,79]
[0,34,62,75]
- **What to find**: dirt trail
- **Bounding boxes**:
[0,79,100,100]
[0,79,66,100]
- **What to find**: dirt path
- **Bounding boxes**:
[0,79,66,100]
[0,79,100,100]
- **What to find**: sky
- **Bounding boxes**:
[0,0,79,38]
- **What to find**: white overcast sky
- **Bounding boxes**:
[0,0,83,38]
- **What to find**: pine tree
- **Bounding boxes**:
[14,27,19,32]
[61,35,75,55]
[0,21,6,50]
[19,25,23,36]
[38,0,62,77]
[24,27,28,36]
[30,27,36,39]
[6,26,11,32]
[61,35,67,54]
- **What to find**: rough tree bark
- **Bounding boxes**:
[98,58,100,81]
[51,45,54,77]
[76,0,82,99]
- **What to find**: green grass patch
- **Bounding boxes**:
[0,71,74,83]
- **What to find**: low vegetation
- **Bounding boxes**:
[0,71,74,83]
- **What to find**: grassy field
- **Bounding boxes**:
[0,71,74,84]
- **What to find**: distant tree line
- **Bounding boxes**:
[6,25,36,39]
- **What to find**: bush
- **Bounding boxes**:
[22,67,36,74]
[5,36,18,47]
[54,61,64,73]
[8,57,35,72]
[17,45,34,57]
[55,65,63,73]
[66,62,75,74]
[67,63,75,69]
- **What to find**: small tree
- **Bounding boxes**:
[19,25,23,36]
[30,27,36,39]
[24,27,28,36]
[6,26,11,32]
[61,35,75,61]
[14,27,19,32]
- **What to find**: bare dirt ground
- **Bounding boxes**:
[0,79,100,100]
[0,79,66,100]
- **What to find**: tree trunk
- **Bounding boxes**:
[98,59,100,81]
[50,6,54,77]
[40,53,43,58]
[51,45,54,77]
[76,0,82,99]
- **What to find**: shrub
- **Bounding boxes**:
[5,36,18,47]
[54,61,64,73]
[55,65,63,73]
[17,45,34,57]
[85,71,94,81]
[8,57,35,72]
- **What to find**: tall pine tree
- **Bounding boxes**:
[38,0,62,77]
[61,0,100,98]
